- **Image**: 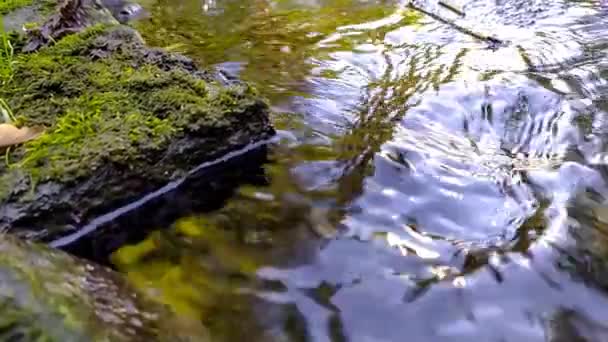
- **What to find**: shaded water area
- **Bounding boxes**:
[82,0,608,340]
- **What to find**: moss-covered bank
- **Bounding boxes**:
[0,2,274,240]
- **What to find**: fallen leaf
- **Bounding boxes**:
[0,123,44,147]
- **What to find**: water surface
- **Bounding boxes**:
[113,0,608,340]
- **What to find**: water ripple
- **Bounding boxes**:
[119,0,608,340]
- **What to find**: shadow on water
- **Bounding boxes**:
[64,0,608,340]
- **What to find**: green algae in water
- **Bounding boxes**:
[111,216,273,341]
[110,165,341,340]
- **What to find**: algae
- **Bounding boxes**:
[111,216,275,341]
[110,183,329,341]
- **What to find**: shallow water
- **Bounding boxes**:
[112,0,608,340]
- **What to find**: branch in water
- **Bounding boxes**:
[408,2,506,48]
[438,0,465,17]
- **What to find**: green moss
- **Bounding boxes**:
[16,104,175,180]
[0,26,15,84]
[0,0,34,15]
[0,24,258,186]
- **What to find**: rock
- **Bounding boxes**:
[21,0,146,52]
[0,233,210,341]
[54,145,270,264]
[0,1,274,241]
[101,0,147,24]
[1,0,55,32]
[544,309,608,342]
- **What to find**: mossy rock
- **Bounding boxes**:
[0,233,210,341]
[0,6,274,240]
[2,0,105,35]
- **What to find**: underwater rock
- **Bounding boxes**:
[544,309,608,342]
[101,0,147,24]
[0,1,274,241]
[561,202,608,292]
[0,233,210,341]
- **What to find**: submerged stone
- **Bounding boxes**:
[0,2,274,240]
[0,233,210,341]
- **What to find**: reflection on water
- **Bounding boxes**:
[113,0,608,340]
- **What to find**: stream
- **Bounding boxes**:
[106,0,608,340]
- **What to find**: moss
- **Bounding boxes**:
[16,105,175,180]
[0,0,55,16]
[0,0,34,15]
[0,24,260,185]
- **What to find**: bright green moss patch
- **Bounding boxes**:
[17,105,175,180]
[0,24,260,184]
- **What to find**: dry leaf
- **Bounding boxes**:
[0,123,44,147]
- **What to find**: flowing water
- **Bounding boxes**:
[108,0,608,340]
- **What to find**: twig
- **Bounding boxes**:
[0,99,15,123]
[438,0,465,17]
[4,147,10,167]
[408,2,506,48]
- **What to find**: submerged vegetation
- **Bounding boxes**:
[3,0,608,340]
[112,216,277,341]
